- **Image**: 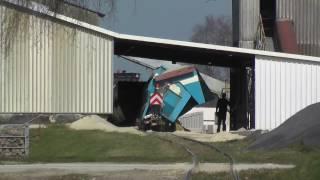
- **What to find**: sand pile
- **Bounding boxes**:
[69,115,144,135]
[249,103,320,150]
[173,131,245,142]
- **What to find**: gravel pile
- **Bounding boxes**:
[249,103,320,150]
[69,115,144,135]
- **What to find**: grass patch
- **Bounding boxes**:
[193,172,232,180]
[3,125,320,179]
[211,139,320,164]
[26,125,189,163]
[193,167,320,180]
[192,139,320,180]
[0,174,92,180]
[162,135,228,163]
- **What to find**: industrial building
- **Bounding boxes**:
[232,0,320,130]
[1,1,320,131]
[233,0,320,55]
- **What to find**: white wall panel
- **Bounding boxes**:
[0,5,113,114]
[255,55,320,130]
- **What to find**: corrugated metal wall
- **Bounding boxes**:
[0,5,113,114]
[232,0,260,48]
[276,0,320,56]
[178,112,204,133]
[255,55,320,130]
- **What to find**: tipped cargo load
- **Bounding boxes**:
[139,66,216,131]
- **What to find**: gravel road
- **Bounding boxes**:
[0,163,295,180]
[0,162,295,173]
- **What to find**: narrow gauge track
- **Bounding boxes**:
[155,133,198,180]
[155,133,240,180]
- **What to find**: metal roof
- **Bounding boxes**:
[3,0,320,64]
[114,33,320,65]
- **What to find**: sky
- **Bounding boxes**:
[97,0,232,77]
[101,0,232,41]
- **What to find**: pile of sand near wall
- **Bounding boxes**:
[173,131,245,142]
[249,103,320,150]
[68,115,144,136]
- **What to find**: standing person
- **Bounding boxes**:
[216,93,230,132]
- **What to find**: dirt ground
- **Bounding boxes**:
[173,131,246,142]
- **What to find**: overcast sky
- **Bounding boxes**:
[101,0,232,41]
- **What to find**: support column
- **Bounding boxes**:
[232,0,260,49]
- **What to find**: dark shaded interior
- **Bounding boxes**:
[260,0,276,37]
[113,81,147,126]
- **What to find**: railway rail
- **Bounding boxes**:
[155,133,240,180]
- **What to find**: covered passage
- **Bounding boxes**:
[114,35,256,130]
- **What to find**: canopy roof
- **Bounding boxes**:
[3,0,320,67]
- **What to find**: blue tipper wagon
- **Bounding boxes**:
[140,66,214,131]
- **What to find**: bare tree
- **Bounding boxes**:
[7,0,116,23]
[191,15,232,45]
[32,0,117,24]
[0,0,116,56]
[190,16,232,82]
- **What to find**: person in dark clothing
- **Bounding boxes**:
[216,93,230,132]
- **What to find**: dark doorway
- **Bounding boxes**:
[113,81,147,126]
[230,65,255,130]
[260,0,276,37]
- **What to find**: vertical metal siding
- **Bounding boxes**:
[255,55,320,130]
[233,0,260,48]
[276,0,320,56]
[0,5,113,114]
[239,0,260,41]
[178,112,204,133]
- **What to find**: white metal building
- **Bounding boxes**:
[0,1,113,114]
[1,1,320,130]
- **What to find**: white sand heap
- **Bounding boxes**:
[69,115,144,136]
[173,131,245,142]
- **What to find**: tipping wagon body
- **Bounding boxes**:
[140,66,214,129]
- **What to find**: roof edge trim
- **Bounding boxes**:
[2,0,320,63]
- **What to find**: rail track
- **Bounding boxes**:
[155,133,240,180]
